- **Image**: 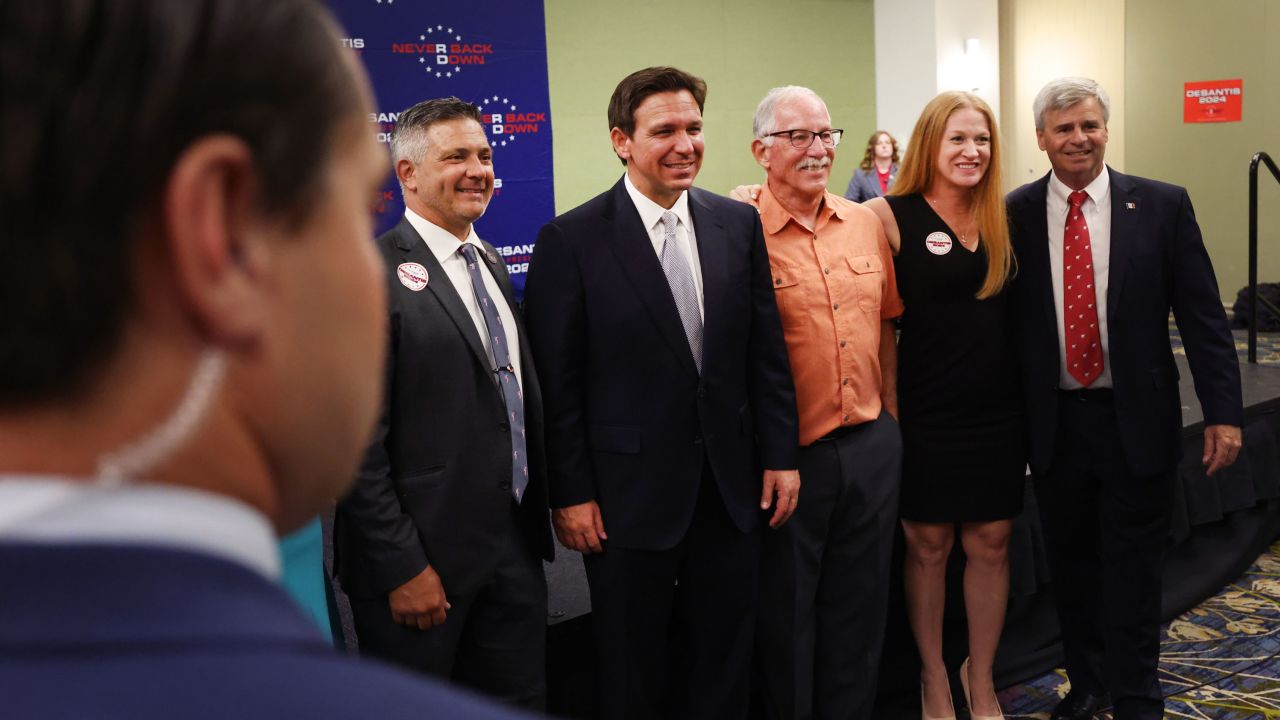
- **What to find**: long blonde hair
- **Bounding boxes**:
[891,91,1012,299]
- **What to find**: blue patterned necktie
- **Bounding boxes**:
[458,244,527,504]
[659,211,703,373]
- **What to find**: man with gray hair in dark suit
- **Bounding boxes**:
[1007,76,1243,720]
[337,97,553,710]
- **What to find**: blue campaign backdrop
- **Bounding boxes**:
[328,1,554,298]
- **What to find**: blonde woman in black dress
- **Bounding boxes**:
[866,92,1021,720]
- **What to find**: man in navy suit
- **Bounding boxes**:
[524,66,800,719]
[336,97,553,709]
[1006,77,1243,720]
[0,2,526,718]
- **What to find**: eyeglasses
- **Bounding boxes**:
[764,128,844,149]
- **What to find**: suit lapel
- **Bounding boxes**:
[477,242,540,396]
[1106,167,1139,320]
[391,219,493,376]
[1020,174,1059,339]
[482,243,517,310]
[689,188,725,370]
[603,179,700,376]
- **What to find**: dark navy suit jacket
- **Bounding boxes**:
[0,543,527,719]
[1007,168,1243,477]
[524,179,798,550]
[336,219,552,601]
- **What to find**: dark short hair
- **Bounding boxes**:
[607,66,707,166]
[0,0,360,407]
[390,97,483,166]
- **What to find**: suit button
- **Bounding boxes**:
[697,388,707,399]
[694,435,704,445]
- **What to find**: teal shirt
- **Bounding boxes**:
[278,518,332,637]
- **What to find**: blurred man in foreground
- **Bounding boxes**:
[0,2,526,718]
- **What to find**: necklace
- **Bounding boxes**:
[924,194,977,246]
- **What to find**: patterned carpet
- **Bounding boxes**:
[995,319,1280,718]
[1175,323,1280,366]
[998,542,1280,719]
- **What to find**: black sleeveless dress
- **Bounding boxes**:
[888,193,1025,522]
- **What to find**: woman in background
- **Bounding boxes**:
[865,92,1022,720]
[845,130,899,202]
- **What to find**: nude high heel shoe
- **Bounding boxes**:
[920,675,956,720]
[959,657,1005,720]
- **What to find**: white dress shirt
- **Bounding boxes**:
[405,209,523,387]
[623,174,706,320]
[1047,167,1114,389]
[0,475,280,579]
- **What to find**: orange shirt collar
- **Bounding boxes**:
[758,182,849,236]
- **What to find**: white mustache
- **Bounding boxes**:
[795,157,831,171]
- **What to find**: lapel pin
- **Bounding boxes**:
[1125,202,1137,210]
[396,262,428,292]
[485,249,499,264]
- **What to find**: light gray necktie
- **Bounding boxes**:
[659,211,703,372]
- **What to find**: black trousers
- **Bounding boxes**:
[584,471,761,720]
[755,412,902,720]
[350,507,548,711]
[1035,390,1173,720]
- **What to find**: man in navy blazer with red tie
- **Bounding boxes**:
[1006,77,1243,720]
[524,66,800,719]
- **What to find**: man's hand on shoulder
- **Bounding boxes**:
[762,469,801,529]
[389,566,451,630]
[553,500,608,554]
[729,184,763,205]
[1203,424,1243,476]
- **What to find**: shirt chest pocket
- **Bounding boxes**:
[847,254,883,312]
[770,264,807,329]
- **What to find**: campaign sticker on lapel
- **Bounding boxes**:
[485,249,499,264]
[397,262,428,292]
[925,231,953,255]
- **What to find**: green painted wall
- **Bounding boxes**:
[1125,0,1280,300]
[544,0,877,212]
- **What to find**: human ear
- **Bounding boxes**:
[160,134,270,350]
[609,127,632,164]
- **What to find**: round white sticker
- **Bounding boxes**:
[925,231,952,255]
[397,262,429,292]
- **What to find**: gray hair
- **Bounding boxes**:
[390,97,482,169]
[753,85,826,144]
[1033,77,1111,131]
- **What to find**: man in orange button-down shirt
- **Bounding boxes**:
[740,86,903,720]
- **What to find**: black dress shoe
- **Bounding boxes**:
[1050,690,1110,720]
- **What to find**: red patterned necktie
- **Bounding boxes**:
[1063,190,1102,387]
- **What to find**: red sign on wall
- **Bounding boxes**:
[1184,79,1243,123]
